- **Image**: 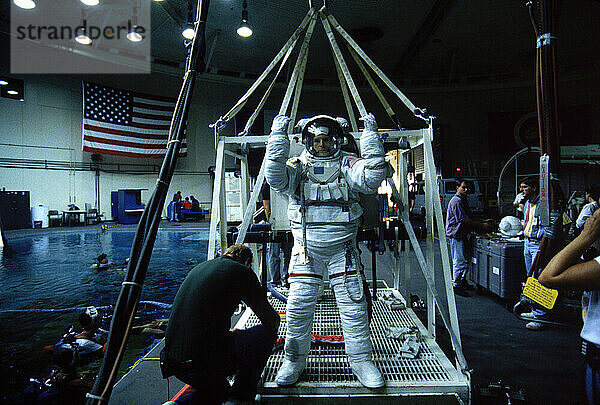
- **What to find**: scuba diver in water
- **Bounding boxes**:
[24,307,105,404]
[73,306,107,362]
[265,113,388,388]
[91,253,110,270]
[23,346,95,405]
[91,255,130,273]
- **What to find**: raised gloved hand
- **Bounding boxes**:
[271,115,291,133]
[359,113,378,132]
[335,117,350,133]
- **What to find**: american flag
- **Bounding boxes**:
[82,81,187,158]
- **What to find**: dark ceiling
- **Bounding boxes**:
[1,0,599,86]
[149,0,600,85]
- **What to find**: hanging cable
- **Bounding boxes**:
[84,1,211,404]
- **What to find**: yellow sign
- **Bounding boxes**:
[522,277,558,310]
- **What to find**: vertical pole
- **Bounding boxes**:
[423,120,464,354]
[95,169,100,211]
[536,0,562,226]
[240,155,250,218]
[208,139,225,260]
[424,141,435,336]
[398,150,410,298]
[0,215,5,248]
[219,166,229,254]
[537,0,561,178]
[371,233,377,298]
[261,233,268,292]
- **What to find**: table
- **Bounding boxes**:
[62,210,87,226]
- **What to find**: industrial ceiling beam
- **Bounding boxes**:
[393,0,457,76]
[157,0,186,26]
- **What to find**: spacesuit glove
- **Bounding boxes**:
[335,117,350,133]
[359,113,378,132]
[271,115,291,134]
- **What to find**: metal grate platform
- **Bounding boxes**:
[239,288,469,402]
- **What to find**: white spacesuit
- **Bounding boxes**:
[265,113,387,388]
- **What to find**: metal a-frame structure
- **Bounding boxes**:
[207,3,470,402]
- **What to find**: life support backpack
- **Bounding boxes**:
[52,328,80,369]
[52,327,104,368]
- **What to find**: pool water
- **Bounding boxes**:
[0,228,209,402]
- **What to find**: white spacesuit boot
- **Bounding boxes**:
[348,358,385,389]
[275,281,320,385]
[333,276,385,389]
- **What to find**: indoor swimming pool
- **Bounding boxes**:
[0,227,209,401]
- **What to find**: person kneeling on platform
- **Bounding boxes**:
[160,244,279,405]
[265,113,387,389]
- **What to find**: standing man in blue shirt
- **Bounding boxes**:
[445,179,495,296]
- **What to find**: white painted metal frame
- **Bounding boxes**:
[207,2,468,384]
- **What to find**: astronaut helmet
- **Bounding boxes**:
[299,115,344,159]
[498,215,522,237]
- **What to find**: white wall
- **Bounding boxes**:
[0,69,598,219]
[0,74,264,218]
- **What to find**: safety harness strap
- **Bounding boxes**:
[319,9,367,117]
[212,8,316,131]
[279,12,318,118]
[347,45,399,128]
[332,52,359,132]
[326,13,424,119]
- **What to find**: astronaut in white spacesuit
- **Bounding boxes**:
[265,113,387,388]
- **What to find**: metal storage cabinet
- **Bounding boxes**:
[475,237,490,290]
[472,236,526,300]
[469,252,479,285]
[487,239,526,299]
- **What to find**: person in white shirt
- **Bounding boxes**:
[513,191,526,219]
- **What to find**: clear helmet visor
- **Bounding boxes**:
[301,118,342,158]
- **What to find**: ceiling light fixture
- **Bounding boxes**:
[181,3,195,40]
[182,24,195,40]
[127,6,143,42]
[75,34,92,45]
[75,9,92,45]
[13,0,36,9]
[236,0,252,38]
[1,78,24,101]
[80,0,99,6]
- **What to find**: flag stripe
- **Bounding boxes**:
[132,112,173,122]
[84,135,186,149]
[132,101,174,112]
[84,130,188,146]
[84,123,169,139]
[132,92,175,104]
[83,140,187,153]
[82,81,185,158]
[83,146,187,159]
[129,121,171,131]
[133,106,174,116]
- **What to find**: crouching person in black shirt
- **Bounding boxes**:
[161,244,280,404]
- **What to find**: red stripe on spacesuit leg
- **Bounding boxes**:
[329,270,357,279]
[288,273,323,279]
